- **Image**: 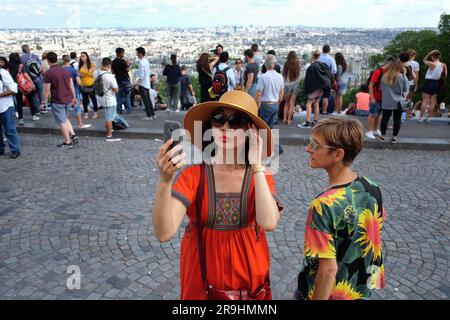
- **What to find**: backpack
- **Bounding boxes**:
[25,56,41,80]
[17,64,35,94]
[112,114,129,130]
[94,72,106,97]
[366,67,384,90]
[211,66,230,97]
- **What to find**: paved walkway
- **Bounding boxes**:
[15,106,450,150]
[1,134,450,300]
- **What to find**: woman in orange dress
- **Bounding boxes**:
[152,91,283,300]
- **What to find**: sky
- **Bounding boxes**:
[2,0,450,29]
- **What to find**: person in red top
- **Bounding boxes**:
[152,91,283,300]
[354,84,370,116]
[365,57,394,140]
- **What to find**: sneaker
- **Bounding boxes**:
[175,109,180,113]
[166,109,171,113]
[32,115,40,121]
[298,121,312,128]
[152,115,158,120]
[40,109,49,114]
[105,136,122,142]
[377,136,385,142]
[144,117,154,121]
[80,124,92,129]
[365,131,376,140]
[424,117,430,122]
[57,142,73,149]
[311,120,317,126]
[18,119,25,126]
[71,135,79,145]
[417,117,424,122]
[373,130,382,137]
[10,152,20,159]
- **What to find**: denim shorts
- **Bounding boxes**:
[337,83,347,96]
[104,106,117,122]
[369,101,382,116]
[51,103,69,125]
[284,80,300,96]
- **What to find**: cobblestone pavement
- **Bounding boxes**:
[1,134,450,300]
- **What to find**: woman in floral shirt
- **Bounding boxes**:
[296,116,385,300]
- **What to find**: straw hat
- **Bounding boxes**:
[183,90,274,157]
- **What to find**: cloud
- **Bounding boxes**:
[1,0,449,28]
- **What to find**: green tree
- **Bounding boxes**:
[379,14,450,104]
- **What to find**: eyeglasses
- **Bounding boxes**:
[211,112,251,129]
[304,137,338,152]
[236,62,242,64]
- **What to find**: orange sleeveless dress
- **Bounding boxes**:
[171,164,283,300]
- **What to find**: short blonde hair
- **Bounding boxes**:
[312,116,365,166]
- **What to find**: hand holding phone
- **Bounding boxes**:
[164,120,182,151]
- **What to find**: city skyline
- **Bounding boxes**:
[3,0,450,29]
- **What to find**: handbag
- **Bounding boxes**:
[195,163,271,300]
[398,100,409,111]
[16,65,35,95]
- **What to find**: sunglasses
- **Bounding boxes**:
[236,61,242,64]
[304,137,338,152]
[211,112,251,129]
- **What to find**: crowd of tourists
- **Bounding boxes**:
[1,42,447,158]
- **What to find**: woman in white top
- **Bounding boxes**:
[420,50,447,122]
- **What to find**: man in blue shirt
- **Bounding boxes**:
[318,45,337,115]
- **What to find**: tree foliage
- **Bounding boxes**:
[379,13,450,103]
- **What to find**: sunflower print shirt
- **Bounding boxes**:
[297,176,385,300]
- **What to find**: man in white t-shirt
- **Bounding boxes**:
[254,54,284,129]
[406,49,420,108]
[94,57,120,142]
[254,54,284,155]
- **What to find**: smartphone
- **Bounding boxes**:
[163,120,182,151]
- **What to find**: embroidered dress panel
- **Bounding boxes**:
[214,193,241,230]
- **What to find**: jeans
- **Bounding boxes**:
[81,88,98,113]
[0,106,21,154]
[258,103,279,129]
[139,86,154,117]
[381,106,403,136]
[166,83,181,111]
[116,81,132,113]
[259,103,283,155]
[13,94,24,119]
[34,77,46,108]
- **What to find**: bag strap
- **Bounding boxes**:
[195,162,208,290]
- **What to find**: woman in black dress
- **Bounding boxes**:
[196,53,218,103]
